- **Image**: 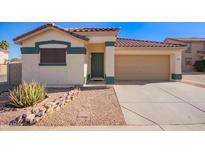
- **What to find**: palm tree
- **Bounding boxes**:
[0,40,10,50]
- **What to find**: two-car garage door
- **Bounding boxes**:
[115,55,170,81]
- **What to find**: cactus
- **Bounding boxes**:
[9,81,47,108]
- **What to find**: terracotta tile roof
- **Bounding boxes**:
[13,23,89,42]
[116,38,186,47]
[165,37,205,43]
[68,27,120,32]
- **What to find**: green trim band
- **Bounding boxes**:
[172,74,182,80]
[68,47,86,54]
[21,40,86,54]
[21,47,39,54]
[39,63,67,66]
[105,41,115,46]
[106,76,115,84]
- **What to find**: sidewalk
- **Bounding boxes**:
[1,124,205,131]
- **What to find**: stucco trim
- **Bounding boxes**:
[35,40,71,52]
[171,73,182,80]
[106,76,115,84]
[105,41,116,46]
[21,47,39,54]
[21,40,86,54]
[68,47,86,54]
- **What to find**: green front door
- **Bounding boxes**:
[91,53,104,78]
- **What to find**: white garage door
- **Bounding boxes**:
[115,55,170,81]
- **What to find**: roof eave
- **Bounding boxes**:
[13,23,89,45]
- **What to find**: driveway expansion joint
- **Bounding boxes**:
[154,85,205,114]
[121,105,165,131]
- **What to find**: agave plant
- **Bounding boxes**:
[9,81,47,108]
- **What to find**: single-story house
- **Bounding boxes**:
[13,23,186,86]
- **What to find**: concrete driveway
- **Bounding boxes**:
[114,81,205,130]
[182,72,205,87]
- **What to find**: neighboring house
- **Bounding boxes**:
[0,48,8,82]
[0,48,8,64]
[165,38,205,72]
[13,23,186,86]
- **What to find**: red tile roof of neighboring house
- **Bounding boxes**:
[164,37,205,43]
[116,38,186,47]
[13,23,89,42]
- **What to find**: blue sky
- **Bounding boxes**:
[1,22,205,59]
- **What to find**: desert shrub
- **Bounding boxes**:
[9,81,47,108]
[193,60,205,72]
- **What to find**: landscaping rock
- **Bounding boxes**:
[39,107,46,112]
[35,111,44,117]
[15,115,22,124]
[22,112,29,119]
[31,108,40,114]
[9,88,81,126]
[25,114,35,123]
[32,117,40,124]
[44,102,53,109]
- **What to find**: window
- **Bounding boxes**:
[40,48,66,64]
[185,43,192,53]
[185,57,192,65]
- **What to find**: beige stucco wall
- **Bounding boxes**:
[21,28,86,86]
[22,54,85,86]
[182,42,205,72]
[105,46,115,77]
[165,39,205,72]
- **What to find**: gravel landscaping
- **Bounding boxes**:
[0,86,125,126]
[37,87,125,126]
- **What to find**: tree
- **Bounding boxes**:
[0,40,10,50]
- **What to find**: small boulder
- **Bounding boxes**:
[31,117,40,124]
[35,111,44,117]
[44,102,53,109]
[22,112,30,119]
[15,115,22,124]
[25,114,35,123]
